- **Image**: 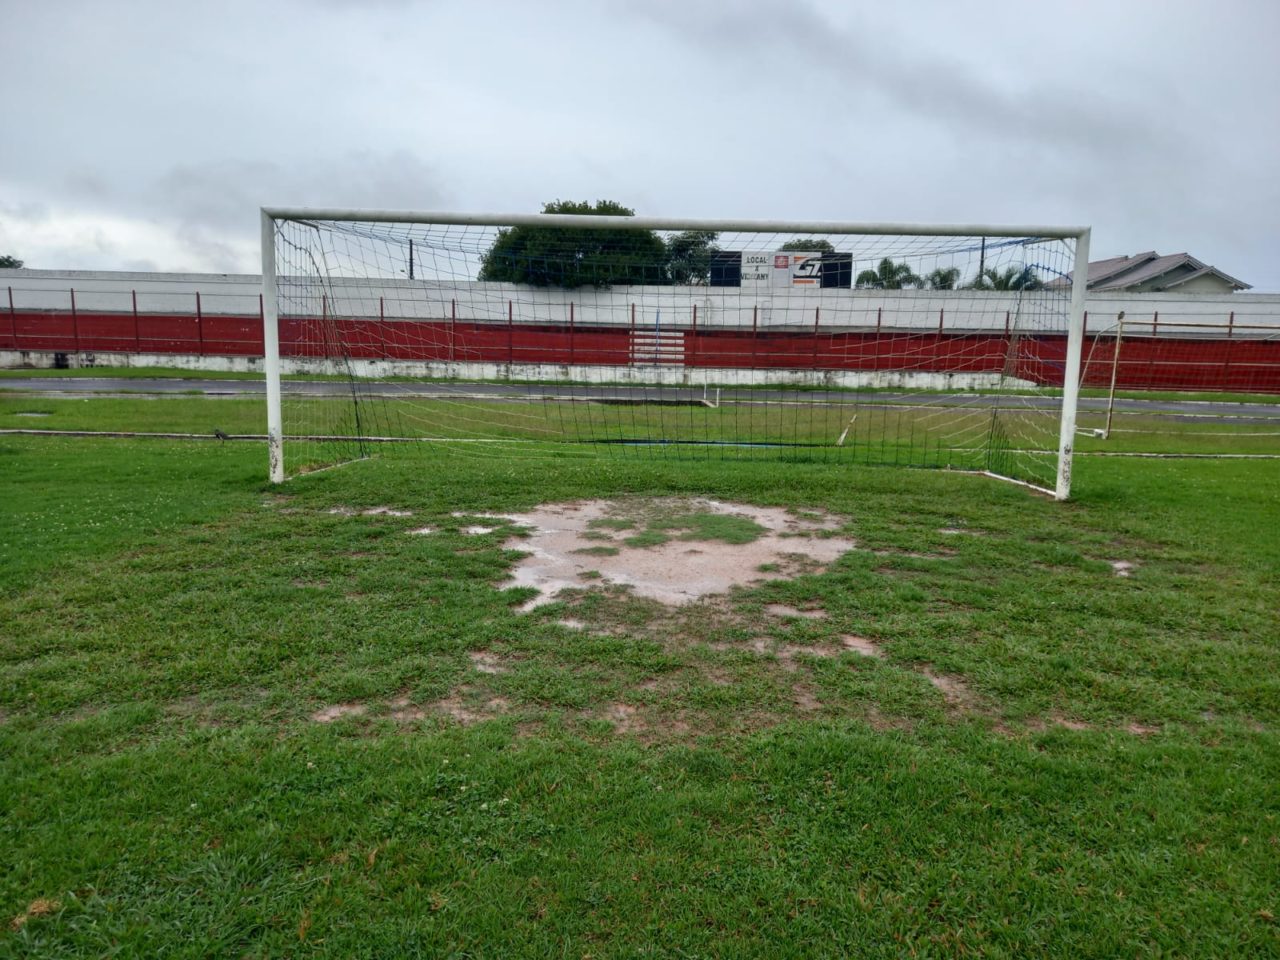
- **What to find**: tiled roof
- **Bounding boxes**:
[1061,252,1250,291]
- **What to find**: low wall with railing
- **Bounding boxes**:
[2,269,1277,392]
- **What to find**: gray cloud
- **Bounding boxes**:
[1,0,1277,287]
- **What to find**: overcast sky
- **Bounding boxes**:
[2,0,1278,289]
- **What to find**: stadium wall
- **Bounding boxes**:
[2,269,1278,392]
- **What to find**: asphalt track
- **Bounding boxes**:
[3,376,1279,424]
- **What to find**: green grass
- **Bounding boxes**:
[2,402,1279,956]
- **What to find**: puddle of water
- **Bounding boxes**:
[498,498,856,608]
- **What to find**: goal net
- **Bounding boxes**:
[261,209,1089,497]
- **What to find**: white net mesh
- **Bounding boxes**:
[269,214,1079,490]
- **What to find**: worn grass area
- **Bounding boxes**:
[2,423,1280,956]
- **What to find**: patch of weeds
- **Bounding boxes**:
[623,529,671,549]
[650,511,766,545]
[573,545,620,557]
[588,517,636,532]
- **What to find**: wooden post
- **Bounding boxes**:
[569,301,575,365]
[450,298,457,362]
[508,299,514,365]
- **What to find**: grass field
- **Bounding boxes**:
[2,395,1279,957]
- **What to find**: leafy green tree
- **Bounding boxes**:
[664,230,720,285]
[779,238,836,254]
[967,265,1043,291]
[478,200,667,288]
[0,255,23,268]
[925,267,961,290]
[855,257,921,289]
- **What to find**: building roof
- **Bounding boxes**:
[1064,251,1250,291]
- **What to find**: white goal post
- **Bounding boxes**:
[260,208,1089,498]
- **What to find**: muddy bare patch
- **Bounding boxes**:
[1110,560,1137,578]
[468,651,510,675]
[388,696,427,722]
[311,703,367,723]
[13,411,51,417]
[921,669,978,712]
[841,635,883,658]
[596,701,691,739]
[605,702,641,734]
[765,603,827,620]
[792,684,822,712]
[496,498,855,609]
[407,526,437,536]
[712,636,847,672]
[870,547,957,560]
[429,693,511,725]
[328,505,413,517]
[1125,721,1160,736]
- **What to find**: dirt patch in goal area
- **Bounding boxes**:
[489,497,856,609]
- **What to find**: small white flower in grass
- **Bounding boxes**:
[480,803,489,810]
[499,797,510,805]
[307,762,315,769]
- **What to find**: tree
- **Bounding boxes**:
[855,257,921,290]
[925,267,961,290]
[0,255,22,269]
[478,199,668,288]
[779,238,836,254]
[664,230,720,285]
[967,265,1043,291]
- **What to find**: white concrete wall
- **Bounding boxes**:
[3,267,1278,337]
[0,347,1023,391]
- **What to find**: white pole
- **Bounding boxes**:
[1055,228,1091,500]
[1103,311,1124,440]
[261,209,284,483]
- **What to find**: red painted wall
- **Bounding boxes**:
[3,310,1277,393]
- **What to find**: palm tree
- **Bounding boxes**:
[925,267,961,290]
[855,257,921,290]
[967,265,1043,291]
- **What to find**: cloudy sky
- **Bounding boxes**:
[2,0,1278,289]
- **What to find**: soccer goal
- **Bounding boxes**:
[260,208,1090,498]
